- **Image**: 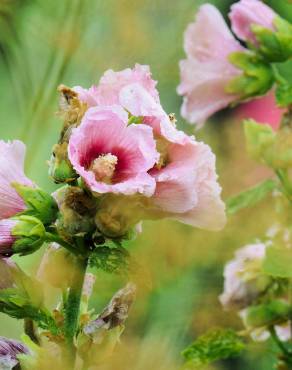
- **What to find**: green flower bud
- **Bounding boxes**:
[252,17,292,63]
[226,52,274,100]
[11,215,46,256]
[49,143,78,184]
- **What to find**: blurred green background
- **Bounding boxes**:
[0,0,292,369]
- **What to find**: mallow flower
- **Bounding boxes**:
[229,0,276,45]
[71,64,225,231]
[177,4,245,126]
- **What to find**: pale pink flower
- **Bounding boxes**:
[235,91,284,130]
[0,220,17,256]
[0,140,34,219]
[73,64,159,107]
[122,84,226,230]
[220,243,267,310]
[177,4,245,126]
[68,105,159,196]
[229,0,276,44]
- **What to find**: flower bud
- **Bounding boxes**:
[230,0,292,62]
[54,186,97,239]
[0,216,46,256]
[49,143,78,184]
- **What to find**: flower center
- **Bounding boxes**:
[90,153,118,183]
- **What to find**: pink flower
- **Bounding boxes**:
[121,84,226,230]
[0,336,29,369]
[235,91,284,130]
[0,220,17,256]
[68,105,159,196]
[177,4,245,126]
[220,243,268,310]
[0,140,34,219]
[229,0,276,44]
[73,64,159,107]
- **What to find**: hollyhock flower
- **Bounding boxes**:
[229,0,276,44]
[0,336,29,369]
[236,91,284,130]
[68,105,158,196]
[177,4,245,126]
[219,243,270,310]
[73,64,159,108]
[0,140,34,219]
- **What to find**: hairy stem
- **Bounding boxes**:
[64,256,88,367]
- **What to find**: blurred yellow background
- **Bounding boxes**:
[1,0,292,369]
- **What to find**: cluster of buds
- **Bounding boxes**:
[178,0,292,126]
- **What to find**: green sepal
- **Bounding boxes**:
[275,80,292,108]
[227,52,274,99]
[11,215,46,256]
[182,328,245,368]
[244,300,291,329]
[251,16,292,63]
[12,184,58,225]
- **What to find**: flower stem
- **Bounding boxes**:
[64,256,88,367]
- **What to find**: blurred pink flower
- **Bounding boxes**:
[177,4,245,126]
[220,243,267,310]
[0,219,17,256]
[0,336,29,369]
[229,0,276,44]
[74,64,159,107]
[68,105,159,196]
[123,84,226,230]
[235,91,284,130]
[0,140,34,219]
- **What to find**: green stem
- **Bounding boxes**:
[45,232,79,256]
[64,256,88,366]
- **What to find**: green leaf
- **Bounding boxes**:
[89,246,130,274]
[263,244,292,278]
[182,328,245,368]
[244,300,291,328]
[226,179,277,215]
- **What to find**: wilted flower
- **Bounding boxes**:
[0,336,29,370]
[177,4,245,126]
[219,243,270,310]
[229,0,276,45]
[0,140,34,219]
[68,105,159,196]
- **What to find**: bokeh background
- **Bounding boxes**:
[0,0,292,369]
